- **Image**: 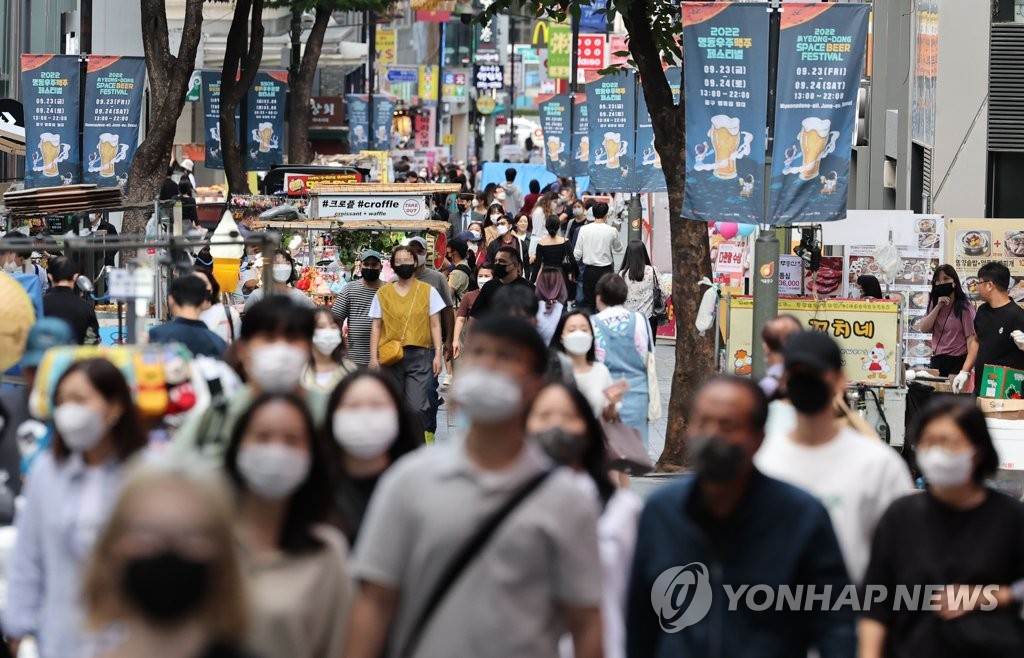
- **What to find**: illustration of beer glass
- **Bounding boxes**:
[576,135,590,162]
[376,125,388,146]
[709,116,752,180]
[38,133,70,178]
[787,117,840,180]
[209,125,221,143]
[595,132,628,169]
[547,136,564,161]
[352,125,367,145]
[97,133,129,178]
[252,122,275,153]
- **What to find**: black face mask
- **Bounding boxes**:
[932,282,955,298]
[394,264,416,280]
[786,372,833,413]
[492,263,510,279]
[361,268,381,282]
[532,427,588,465]
[687,435,747,482]
[122,551,211,625]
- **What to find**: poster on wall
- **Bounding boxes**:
[539,94,572,176]
[681,2,770,224]
[586,74,636,192]
[21,55,81,187]
[246,71,287,171]
[201,71,238,170]
[82,56,146,187]
[768,4,870,225]
[945,218,1024,303]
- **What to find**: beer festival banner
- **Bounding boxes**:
[586,73,636,193]
[635,68,681,193]
[570,93,589,178]
[345,94,395,152]
[245,71,287,171]
[768,3,870,225]
[201,71,238,170]
[21,55,81,187]
[83,56,146,186]
[539,94,572,176]
[681,3,770,224]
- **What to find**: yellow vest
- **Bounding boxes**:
[377,280,433,349]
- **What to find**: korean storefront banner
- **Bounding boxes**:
[726,296,900,385]
[681,2,769,224]
[945,218,1024,303]
[201,71,238,170]
[246,71,287,171]
[570,92,589,178]
[82,56,146,186]
[539,94,572,176]
[635,67,681,193]
[547,24,572,80]
[21,55,81,187]
[586,74,636,192]
[768,3,869,225]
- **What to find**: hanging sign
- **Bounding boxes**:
[245,70,287,171]
[21,55,81,187]
[82,56,146,187]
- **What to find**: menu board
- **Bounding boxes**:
[946,218,1024,304]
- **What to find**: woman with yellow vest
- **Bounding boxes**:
[369,245,445,432]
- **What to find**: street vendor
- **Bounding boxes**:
[972,262,1024,392]
[919,265,978,390]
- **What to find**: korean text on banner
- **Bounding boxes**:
[201,71,239,170]
[682,3,770,224]
[373,96,395,150]
[945,218,1024,298]
[570,93,590,178]
[635,67,681,193]
[345,94,370,151]
[547,24,571,80]
[312,194,430,221]
[22,55,81,187]
[419,66,439,106]
[586,74,636,193]
[726,296,900,385]
[768,4,870,225]
[376,29,396,66]
[246,71,287,171]
[83,57,145,187]
[539,94,572,176]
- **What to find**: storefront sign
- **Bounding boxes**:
[779,255,804,296]
[579,0,608,33]
[441,70,468,102]
[608,35,630,69]
[945,218,1024,301]
[475,96,497,114]
[376,29,396,66]
[577,35,606,70]
[386,68,418,84]
[726,296,900,385]
[768,4,870,225]
[682,3,770,224]
[310,96,343,128]
[419,65,439,105]
[246,70,287,171]
[547,24,571,80]
[539,94,572,176]
[586,74,636,192]
[474,64,504,90]
[21,55,81,187]
[311,193,430,221]
[283,172,363,196]
[912,0,937,148]
[82,56,146,187]
[474,1,501,65]
[201,71,238,170]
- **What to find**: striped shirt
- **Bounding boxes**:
[332,281,382,366]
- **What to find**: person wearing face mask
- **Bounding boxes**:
[369,245,445,438]
[81,461,257,658]
[469,246,534,323]
[327,371,424,545]
[150,275,229,358]
[1,233,48,293]
[4,358,148,658]
[574,202,621,310]
[452,263,493,359]
[625,376,856,658]
[173,298,324,463]
[551,311,617,420]
[971,262,1024,391]
[526,382,641,658]
[243,249,314,312]
[224,393,353,658]
[531,191,559,242]
[346,317,603,658]
[484,213,525,266]
[918,265,978,388]
[860,399,1024,658]
[234,243,263,306]
[755,330,913,585]
[193,269,243,345]
[303,308,356,393]
[477,203,506,267]
[331,250,386,368]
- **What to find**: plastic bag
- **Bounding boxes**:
[873,241,902,285]
[695,277,720,336]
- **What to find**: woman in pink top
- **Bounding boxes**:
[919,264,978,379]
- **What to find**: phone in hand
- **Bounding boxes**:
[604,379,629,406]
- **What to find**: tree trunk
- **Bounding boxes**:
[288,2,332,165]
[624,0,714,470]
[220,0,266,195]
[122,0,204,237]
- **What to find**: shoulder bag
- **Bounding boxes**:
[601,420,653,475]
[651,267,668,326]
[378,284,421,367]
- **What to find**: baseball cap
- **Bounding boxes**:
[403,236,428,250]
[783,330,843,374]
[359,249,383,262]
[21,318,74,368]
[455,230,478,243]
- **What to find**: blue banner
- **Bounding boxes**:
[539,94,572,176]
[579,0,608,33]
[345,94,393,152]
[586,74,637,193]
[21,55,81,187]
[570,93,589,178]
[246,71,287,170]
[83,56,146,187]
[202,71,238,170]
[682,3,770,224]
[373,96,395,151]
[768,4,869,225]
[635,68,682,193]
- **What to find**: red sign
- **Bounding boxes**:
[608,35,630,68]
[577,35,606,70]
[416,10,451,22]
[310,96,343,128]
[283,172,363,196]
[414,112,433,149]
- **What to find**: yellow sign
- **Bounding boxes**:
[359,150,390,183]
[419,65,439,103]
[532,21,550,46]
[945,218,1024,299]
[475,96,496,115]
[376,29,396,66]
[441,134,455,145]
[725,296,901,385]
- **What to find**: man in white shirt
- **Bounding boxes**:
[573,202,621,309]
[755,331,913,584]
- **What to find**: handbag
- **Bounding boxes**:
[602,420,653,475]
[378,284,420,367]
[646,329,663,422]
[651,267,668,326]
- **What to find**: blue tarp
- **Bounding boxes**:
[480,162,590,195]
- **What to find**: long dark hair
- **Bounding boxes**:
[312,307,345,363]
[910,398,999,484]
[857,275,884,299]
[224,393,334,554]
[619,239,651,282]
[550,310,597,364]
[52,358,147,464]
[927,264,970,319]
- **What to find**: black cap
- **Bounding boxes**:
[783,330,843,374]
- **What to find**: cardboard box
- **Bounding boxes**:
[978,365,1024,399]
[978,397,1024,420]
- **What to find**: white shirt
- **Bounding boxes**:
[572,362,614,418]
[199,303,242,344]
[754,425,914,584]
[573,222,622,267]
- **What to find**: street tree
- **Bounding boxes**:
[484,0,710,469]
[122,0,204,236]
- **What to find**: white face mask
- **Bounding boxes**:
[470,230,482,240]
[236,443,311,501]
[272,263,293,283]
[333,409,400,460]
[248,343,308,393]
[916,447,975,488]
[54,403,109,453]
[451,368,522,423]
[312,328,343,355]
[477,276,492,286]
[415,253,426,267]
[497,225,510,236]
[562,330,594,356]
[3,261,19,274]
[490,214,502,221]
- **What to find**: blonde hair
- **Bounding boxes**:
[81,456,248,642]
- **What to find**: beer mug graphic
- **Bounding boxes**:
[209,125,221,144]
[784,118,840,180]
[694,115,753,180]
[251,122,277,153]
[36,133,71,178]
[576,135,590,163]
[95,133,129,178]
[595,132,628,169]
[547,136,564,161]
[376,125,388,145]
[641,136,661,168]
[352,125,367,145]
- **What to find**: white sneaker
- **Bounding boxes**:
[439,373,452,391]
